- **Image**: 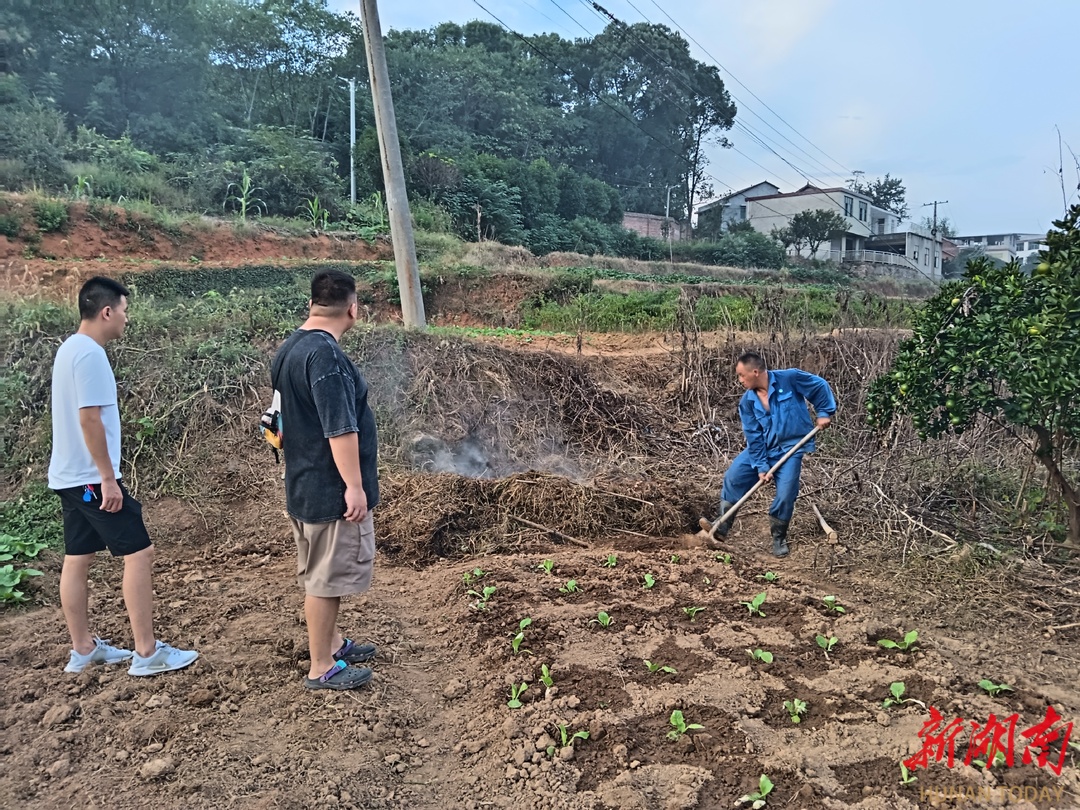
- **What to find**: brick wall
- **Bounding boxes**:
[622,212,686,241]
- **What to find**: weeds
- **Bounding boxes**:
[507,682,528,709]
[878,630,919,651]
[746,648,773,664]
[736,774,774,808]
[645,660,677,675]
[682,606,705,622]
[0,532,45,604]
[739,592,767,617]
[783,699,808,724]
[33,198,68,232]
[666,709,703,740]
[977,679,1013,697]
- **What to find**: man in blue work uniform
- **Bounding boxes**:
[711,352,836,557]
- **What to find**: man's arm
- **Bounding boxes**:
[78,406,123,512]
[792,370,837,427]
[328,432,367,523]
[739,396,771,474]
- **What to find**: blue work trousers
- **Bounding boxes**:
[720,448,803,523]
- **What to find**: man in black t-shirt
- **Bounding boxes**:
[270,270,380,690]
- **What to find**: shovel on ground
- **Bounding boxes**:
[698,426,821,544]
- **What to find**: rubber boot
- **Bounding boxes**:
[770,516,790,557]
[707,500,738,549]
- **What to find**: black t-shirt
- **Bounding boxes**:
[270,329,379,523]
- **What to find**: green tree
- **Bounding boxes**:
[789,209,848,257]
[848,172,908,221]
[919,215,956,238]
[866,206,1080,547]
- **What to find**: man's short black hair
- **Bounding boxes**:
[737,351,767,371]
[310,270,357,309]
[78,276,130,321]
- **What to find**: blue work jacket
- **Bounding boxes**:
[738,368,837,473]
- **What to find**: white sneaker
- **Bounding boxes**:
[127,640,199,677]
[64,637,133,673]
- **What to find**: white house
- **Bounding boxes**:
[695,181,780,232]
[952,232,1047,264]
[746,183,874,255]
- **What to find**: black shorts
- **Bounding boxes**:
[54,481,153,557]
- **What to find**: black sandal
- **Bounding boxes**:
[304,660,373,690]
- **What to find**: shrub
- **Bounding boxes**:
[33,198,69,232]
[0,213,21,238]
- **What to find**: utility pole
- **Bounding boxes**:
[922,200,949,280]
[665,184,678,260]
[339,77,357,205]
[359,0,426,329]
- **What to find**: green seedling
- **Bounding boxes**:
[899,763,917,786]
[558,579,579,594]
[882,681,926,710]
[507,682,528,709]
[467,585,496,610]
[758,571,779,582]
[539,664,554,688]
[746,648,773,664]
[461,567,486,585]
[666,709,703,740]
[601,553,618,567]
[978,679,1013,697]
[821,595,846,614]
[590,611,613,628]
[736,774,775,807]
[670,554,681,564]
[715,552,733,564]
[300,194,330,230]
[816,634,838,659]
[878,630,919,651]
[537,559,554,575]
[783,698,808,724]
[739,592,767,617]
[645,660,677,675]
[682,606,705,622]
[556,724,589,748]
[643,573,657,589]
[512,617,533,654]
[972,751,1007,770]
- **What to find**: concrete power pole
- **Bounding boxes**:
[359,0,426,329]
[340,77,357,205]
[922,200,949,280]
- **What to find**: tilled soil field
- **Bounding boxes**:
[2,501,1077,810]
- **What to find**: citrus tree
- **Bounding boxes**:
[866,205,1080,548]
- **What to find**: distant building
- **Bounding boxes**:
[622,212,687,241]
[695,181,780,234]
[951,232,1047,264]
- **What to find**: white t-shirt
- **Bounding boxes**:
[48,334,122,489]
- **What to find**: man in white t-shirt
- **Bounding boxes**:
[49,276,198,676]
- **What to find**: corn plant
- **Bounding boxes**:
[72,174,94,200]
[300,195,330,230]
[223,169,265,222]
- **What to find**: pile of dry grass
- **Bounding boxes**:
[376,470,711,564]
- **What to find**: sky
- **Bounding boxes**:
[331,0,1080,235]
